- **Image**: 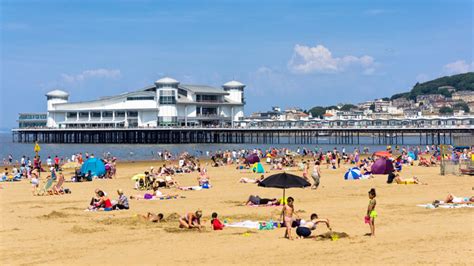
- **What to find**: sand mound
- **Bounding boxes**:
[39,211,70,219]
[70,225,104,234]
[98,216,157,227]
[164,212,181,222]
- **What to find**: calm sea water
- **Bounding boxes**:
[0,132,431,162]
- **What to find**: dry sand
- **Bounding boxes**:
[1,160,473,265]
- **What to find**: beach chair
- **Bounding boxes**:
[35,178,54,196]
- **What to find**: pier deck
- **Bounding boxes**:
[11,127,474,145]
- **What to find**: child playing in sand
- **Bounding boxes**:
[281,197,296,240]
[211,212,224,230]
[366,188,377,237]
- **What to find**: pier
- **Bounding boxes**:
[11,127,474,145]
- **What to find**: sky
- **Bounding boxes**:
[1,0,473,129]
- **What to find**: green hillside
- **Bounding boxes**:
[391,72,474,100]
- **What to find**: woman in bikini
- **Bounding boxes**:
[281,197,297,240]
[179,210,203,230]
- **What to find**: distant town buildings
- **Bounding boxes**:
[243,85,473,126]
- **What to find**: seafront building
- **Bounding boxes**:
[43,77,245,128]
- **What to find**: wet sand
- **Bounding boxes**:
[0,160,472,264]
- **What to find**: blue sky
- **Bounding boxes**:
[1,0,473,128]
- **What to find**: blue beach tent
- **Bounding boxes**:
[80,158,106,179]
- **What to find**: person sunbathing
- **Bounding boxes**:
[130,187,178,200]
[179,210,203,230]
[444,194,474,204]
[245,195,279,206]
[394,174,426,185]
[239,175,264,184]
[140,212,164,222]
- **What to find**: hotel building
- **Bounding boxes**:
[44,77,245,128]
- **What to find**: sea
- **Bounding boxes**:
[0,132,434,162]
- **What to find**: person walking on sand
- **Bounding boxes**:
[311,161,321,190]
[281,197,297,240]
[365,188,377,237]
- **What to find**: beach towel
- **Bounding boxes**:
[417,204,474,209]
[226,220,260,229]
[226,220,277,230]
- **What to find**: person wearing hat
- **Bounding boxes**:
[113,189,129,210]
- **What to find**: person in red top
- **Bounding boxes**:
[211,212,224,230]
[54,155,60,171]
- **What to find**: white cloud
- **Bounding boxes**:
[442,60,474,75]
[61,68,121,83]
[288,44,376,74]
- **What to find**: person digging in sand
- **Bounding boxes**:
[179,210,203,230]
[296,213,332,239]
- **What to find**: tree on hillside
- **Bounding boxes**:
[308,106,326,118]
[453,102,470,113]
[391,72,474,100]
[439,106,453,114]
[369,104,375,112]
[390,92,410,100]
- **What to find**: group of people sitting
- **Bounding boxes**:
[88,188,129,211]
[418,156,438,167]
[134,166,182,190]
[269,156,297,170]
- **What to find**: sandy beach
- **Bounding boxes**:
[1,160,473,265]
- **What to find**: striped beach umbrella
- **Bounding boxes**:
[344,167,362,180]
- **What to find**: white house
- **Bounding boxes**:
[45,77,245,128]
